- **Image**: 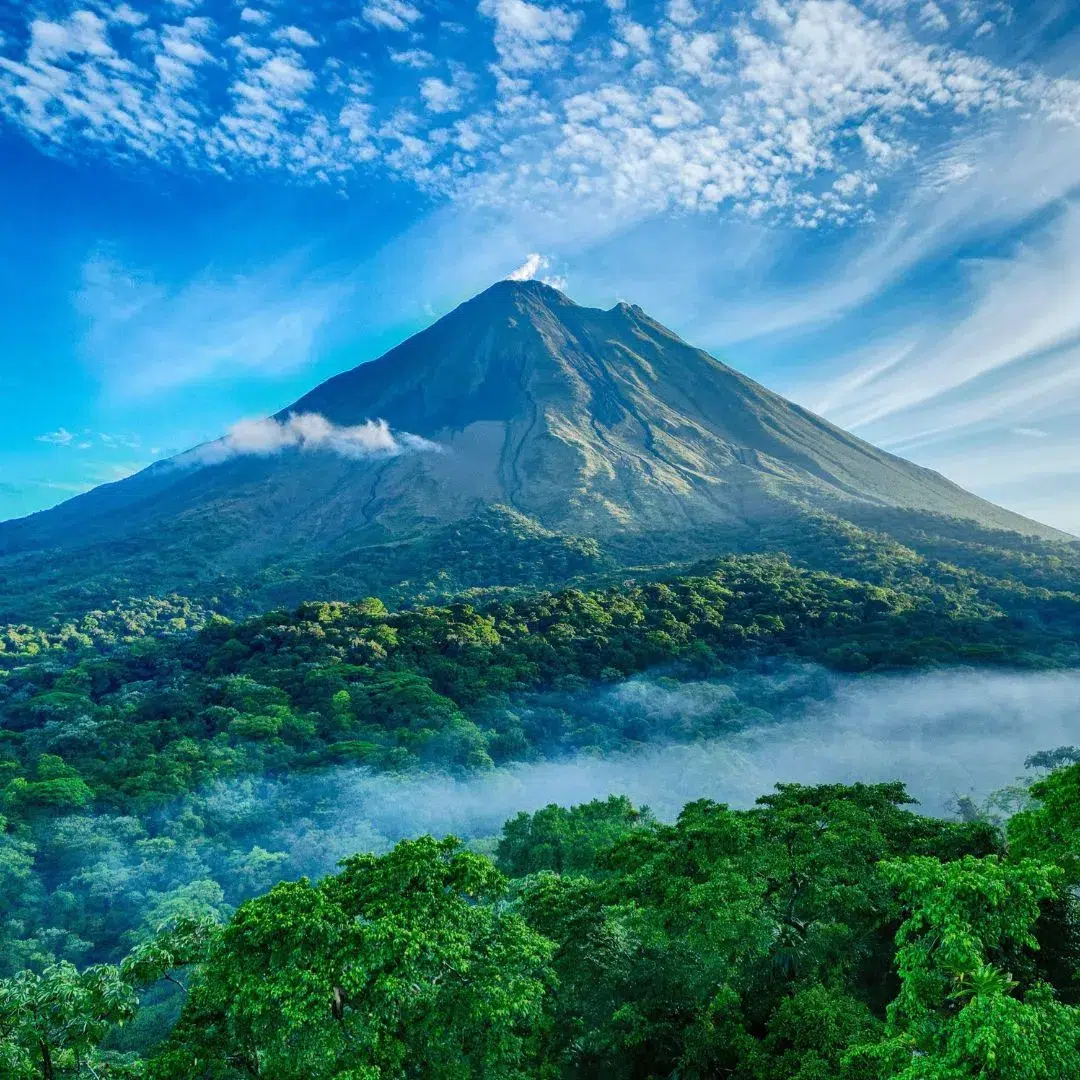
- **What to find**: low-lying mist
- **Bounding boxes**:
[33,665,1080,960]
[200,666,1080,879]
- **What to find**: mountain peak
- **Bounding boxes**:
[0,278,1066,618]
[471,276,577,311]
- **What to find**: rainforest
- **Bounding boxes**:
[2,507,1080,1077]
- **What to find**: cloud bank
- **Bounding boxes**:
[2,1,1077,226]
[158,665,1080,880]
[289,667,1080,854]
[41,665,1080,949]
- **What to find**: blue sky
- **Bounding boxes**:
[2,0,1079,531]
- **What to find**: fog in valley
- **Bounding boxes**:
[200,666,1080,882]
[29,665,1080,952]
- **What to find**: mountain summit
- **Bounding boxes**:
[0,280,1066,617]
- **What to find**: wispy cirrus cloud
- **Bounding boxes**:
[35,427,145,450]
[809,202,1080,445]
[36,427,76,445]
[780,191,1080,536]
[75,254,347,398]
[668,110,1080,353]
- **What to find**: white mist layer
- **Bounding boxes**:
[204,668,1080,883]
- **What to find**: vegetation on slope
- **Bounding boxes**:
[3,546,1078,821]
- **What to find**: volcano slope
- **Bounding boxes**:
[0,279,1070,621]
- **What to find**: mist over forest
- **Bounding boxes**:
[93,665,1080,904]
[362,665,1077,823]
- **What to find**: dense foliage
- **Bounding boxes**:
[3,503,1079,626]
[4,545,1079,814]
[3,769,1079,1078]
[1,527,1079,974]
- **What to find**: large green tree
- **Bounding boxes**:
[150,837,555,1079]
[853,855,1080,1079]
[0,961,136,1079]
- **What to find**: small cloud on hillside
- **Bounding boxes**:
[186,412,440,465]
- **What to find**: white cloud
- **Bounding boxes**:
[389,47,434,67]
[272,26,319,48]
[154,16,215,86]
[455,0,1058,225]
[26,10,114,63]
[857,123,900,164]
[0,0,1076,229]
[418,64,473,115]
[188,412,440,465]
[919,1,950,31]
[506,252,545,280]
[478,0,582,73]
[648,85,704,129]
[613,18,652,57]
[36,427,76,445]
[0,6,376,181]
[420,76,461,113]
[110,4,148,27]
[360,0,423,32]
[502,252,567,289]
[667,0,699,28]
[667,29,722,83]
[99,432,143,450]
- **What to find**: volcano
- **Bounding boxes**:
[0,279,1066,618]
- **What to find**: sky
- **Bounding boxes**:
[1,0,1079,532]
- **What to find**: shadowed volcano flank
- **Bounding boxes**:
[283,279,620,437]
[0,279,1067,618]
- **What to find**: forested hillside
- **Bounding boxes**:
[4,535,1079,828]
[4,769,1080,1078]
